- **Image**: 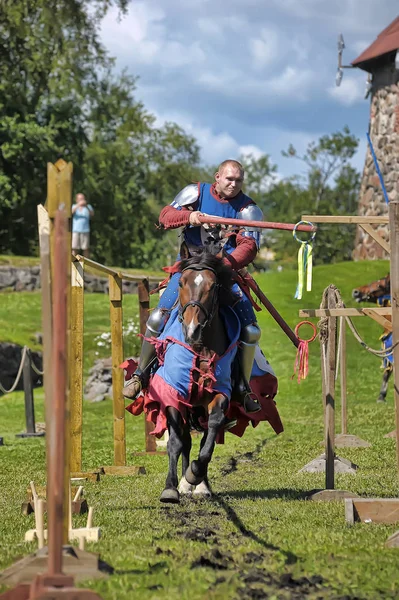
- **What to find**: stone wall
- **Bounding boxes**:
[0,266,144,294]
[353,65,399,260]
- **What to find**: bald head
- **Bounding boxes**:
[214,160,244,199]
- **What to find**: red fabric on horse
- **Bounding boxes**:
[124,360,283,443]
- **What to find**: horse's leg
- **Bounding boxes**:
[185,394,228,486]
[377,367,392,403]
[192,432,212,497]
[160,406,184,503]
[178,425,195,495]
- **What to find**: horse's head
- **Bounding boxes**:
[178,245,233,346]
[352,274,390,304]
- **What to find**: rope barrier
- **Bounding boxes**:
[318,285,398,360]
[0,346,44,395]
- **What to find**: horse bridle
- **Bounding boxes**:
[178,265,220,331]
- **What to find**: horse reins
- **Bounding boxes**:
[178,265,220,330]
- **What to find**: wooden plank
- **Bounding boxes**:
[325,287,337,490]
[74,255,160,283]
[299,307,391,317]
[109,274,126,467]
[70,259,84,473]
[352,498,399,524]
[388,201,399,478]
[359,223,390,254]
[101,466,146,476]
[302,214,389,224]
[362,308,392,331]
[345,498,355,525]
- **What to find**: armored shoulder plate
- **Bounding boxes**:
[240,203,263,248]
[240,204,264,231]
[171,184,199,208]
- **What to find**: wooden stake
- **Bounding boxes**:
[325,287,337,490]
[36,499,45,550]
[109,274,126,467]
[70,258,85,473]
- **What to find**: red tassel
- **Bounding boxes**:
[292,320,317,383]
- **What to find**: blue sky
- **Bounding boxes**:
[100,1,398,179]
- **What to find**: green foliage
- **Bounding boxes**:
[240,128,361,266]
[0,0,201,268]
[1,260,398,599]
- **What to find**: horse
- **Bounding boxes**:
[352,274,392,403]
[124,247,282,503]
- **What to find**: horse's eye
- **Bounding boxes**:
[178,281,183,288]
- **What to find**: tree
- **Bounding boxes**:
[265,128,360,265]
[0,0,202,268]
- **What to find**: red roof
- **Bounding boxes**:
[352,16,399,70]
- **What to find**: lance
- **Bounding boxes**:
[237,270,301,348]
[198,215,316,232]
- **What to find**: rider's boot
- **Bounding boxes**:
[122,308,169,400]
[236,323,262,414]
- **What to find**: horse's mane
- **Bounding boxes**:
[179,250,235,302]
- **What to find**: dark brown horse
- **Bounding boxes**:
[352,274,392,403]
[160,247,237,502]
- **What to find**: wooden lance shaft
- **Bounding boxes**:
[239,272,300,348]
[198,215,316,232]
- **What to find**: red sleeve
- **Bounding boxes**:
[159,205,191,229]
[223,232,258,270]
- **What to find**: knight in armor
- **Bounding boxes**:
[123,159,263,414]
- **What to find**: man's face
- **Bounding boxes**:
[76,194,86,205]
[214,165,244,199]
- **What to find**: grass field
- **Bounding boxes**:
[1,259,398,599]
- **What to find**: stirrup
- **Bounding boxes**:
[122,374,143,400]
[238,390,261,414]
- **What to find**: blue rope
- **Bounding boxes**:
[367,132,390,205]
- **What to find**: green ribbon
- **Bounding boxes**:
[295,241,313,300]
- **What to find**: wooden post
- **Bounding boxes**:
[339,317,347,435]
[37,205,53,432]
[325,287,337,490]
[22,349,35,434]
[388,201,399,478]
[138,278,157,453]
[70,259,85,473]
[109,274,126,467]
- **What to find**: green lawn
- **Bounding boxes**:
[1,259,398,599]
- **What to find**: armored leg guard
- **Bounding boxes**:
[237,323,262,414]
[122,308,169,400]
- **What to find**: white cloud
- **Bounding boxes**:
[328,75,366,106]
[250,28,280,70]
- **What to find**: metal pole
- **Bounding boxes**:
[23,349,35,434]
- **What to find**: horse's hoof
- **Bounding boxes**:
[160,488,180,504]
[178,476,195,495]
[185,463,204,486]
[377,398,386,403]
[193,481,212,498]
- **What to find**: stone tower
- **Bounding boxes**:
[352,17,399,260]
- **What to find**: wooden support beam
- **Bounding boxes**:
[302,214,389,224]
[299,307,391,317]
[361,308,392,332]
[70,259,84,473]
[75,255,160,284]
[359,223,390,254]
[109,274,126,467]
